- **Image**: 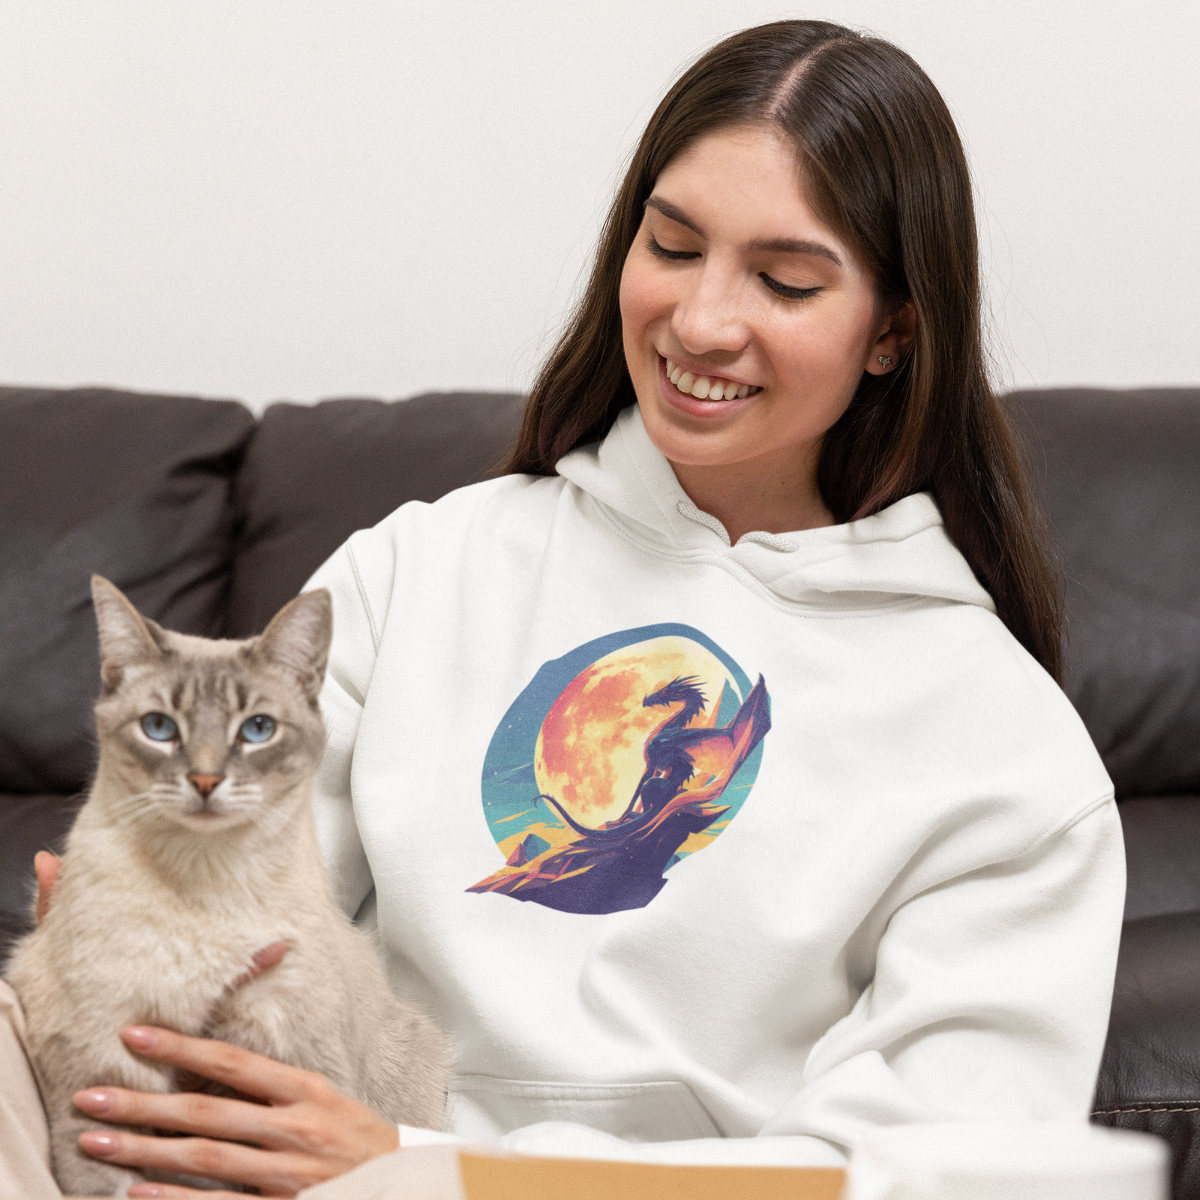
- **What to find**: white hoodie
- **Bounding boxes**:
[306,405,1123,1166]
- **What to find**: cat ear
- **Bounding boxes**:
[91,575,167,691]
[254,589,332,704]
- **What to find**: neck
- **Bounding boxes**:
[668,442,835,544]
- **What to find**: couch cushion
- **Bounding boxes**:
[0,387,254,794]
[226,392,525,636]
[1120,796,1200,922]
[1093,910,1200,1200]
[1005,388,1200,799]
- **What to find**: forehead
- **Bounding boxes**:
[651,123,847,253]
[131,657,250,706]
[123,639,280,706]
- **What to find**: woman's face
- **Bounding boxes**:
[620,123,904,481]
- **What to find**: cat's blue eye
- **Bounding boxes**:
[140,712,178,742]
[240,715,276,744]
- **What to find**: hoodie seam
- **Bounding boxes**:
[585,497,936,620]
[1030,789,1115,849]
[346,542,382,654]
[882,790,1117,932]
[702,557,931,619]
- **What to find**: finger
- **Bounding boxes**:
[80,1129,328,1195]
[231,940,290,989]
[34,851,61,923]
[120,1027,316,1104]
[74,1085,280,1145]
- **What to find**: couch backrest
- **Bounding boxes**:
[0,386,255,793]
[1006,388,1200,799]
[0,386,524,796]
[1,384,1196,801]
[225,392,526,637]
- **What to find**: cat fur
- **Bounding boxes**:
[5,577,450,1196]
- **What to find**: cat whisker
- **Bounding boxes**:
[113,805,162,829]
[109,789,162,828]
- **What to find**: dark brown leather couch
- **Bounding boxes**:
[1,384,1198,1194]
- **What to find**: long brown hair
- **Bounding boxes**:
[506,20,1063,681]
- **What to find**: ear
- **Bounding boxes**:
[864,299,918,376]
[254,589,333,704]
[91,576,166,692]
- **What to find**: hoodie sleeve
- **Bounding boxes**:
[464,796,1123,1166]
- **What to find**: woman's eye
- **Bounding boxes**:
[760,272,821,300]
[140,712,178,742]
[647,236,699,262]
[239,715,276,744]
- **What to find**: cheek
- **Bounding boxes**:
[235,732,315,783]
[118,731,180,777]
[770,301,878,389]
[619,254,667,353]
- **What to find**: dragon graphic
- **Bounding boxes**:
[468,673,771,914]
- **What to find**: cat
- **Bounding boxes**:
[5,576,450,1196]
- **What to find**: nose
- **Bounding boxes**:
[188,772,224,798]
[671,261,750,358]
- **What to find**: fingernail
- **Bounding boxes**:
[80,1131,119,1157]
[122,1026,155,1050]
[74,1089,113,1113]
[128,1188,164,1197]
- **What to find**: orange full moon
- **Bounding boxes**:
[533,637,741,829]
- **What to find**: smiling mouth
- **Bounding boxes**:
[662,357,761,401]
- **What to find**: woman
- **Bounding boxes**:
[21,18,1123,1197]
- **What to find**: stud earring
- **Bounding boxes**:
[877,356,893,367]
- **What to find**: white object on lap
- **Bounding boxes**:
[844,1120,1168,1200]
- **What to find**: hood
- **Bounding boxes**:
[555,405,995,613]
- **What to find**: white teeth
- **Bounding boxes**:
[662,356,758,400]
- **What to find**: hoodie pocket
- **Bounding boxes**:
[448,1075,721,1143]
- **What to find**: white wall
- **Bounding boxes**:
[1,1,1196,411]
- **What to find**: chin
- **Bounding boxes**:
[171,808,250,834]
[636,398,750,468]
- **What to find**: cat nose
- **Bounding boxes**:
[187,772,224,798]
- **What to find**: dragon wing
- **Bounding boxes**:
[644,675,771,819]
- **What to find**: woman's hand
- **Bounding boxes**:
[74,1025,400,1198]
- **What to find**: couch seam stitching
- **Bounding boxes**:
[1092,1106,1200,1114]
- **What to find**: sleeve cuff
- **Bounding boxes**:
[398,1124,470,1148]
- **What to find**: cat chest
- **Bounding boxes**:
[27,886,295,1032]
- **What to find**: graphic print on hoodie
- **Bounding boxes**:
[468,623,771,915]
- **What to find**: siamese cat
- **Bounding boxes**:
[6,577,449,1196]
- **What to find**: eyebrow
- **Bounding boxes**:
[644,196,843,266]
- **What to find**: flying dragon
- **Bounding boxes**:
[468,673,771,914]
